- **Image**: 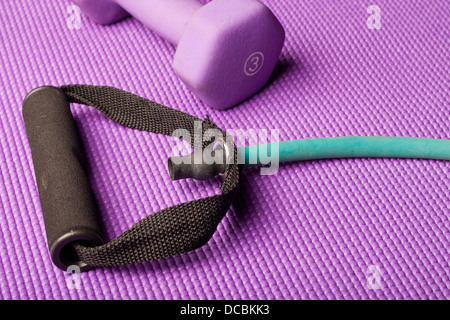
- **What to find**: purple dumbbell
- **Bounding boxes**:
[73,0,285,110]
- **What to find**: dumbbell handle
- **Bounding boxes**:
[114,0,202,45]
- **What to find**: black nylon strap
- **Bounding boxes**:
[59,85,240,267]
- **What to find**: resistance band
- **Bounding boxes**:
[241,137,450,166]
[22,85,450,271]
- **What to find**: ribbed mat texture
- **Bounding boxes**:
[0,0,448,299]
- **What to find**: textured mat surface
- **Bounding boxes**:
[0,0,449,299]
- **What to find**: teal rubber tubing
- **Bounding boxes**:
[239,137,450,167]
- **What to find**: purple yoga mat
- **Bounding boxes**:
[0,0,448,299]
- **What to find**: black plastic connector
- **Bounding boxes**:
[168,144,227,181]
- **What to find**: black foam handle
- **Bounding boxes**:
[22,86,104,271]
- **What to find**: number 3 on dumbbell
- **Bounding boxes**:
[245,52,265,76]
